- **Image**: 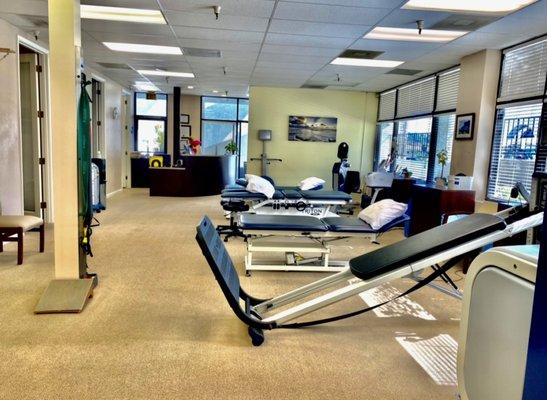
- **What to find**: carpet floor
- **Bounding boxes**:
[0,189,463,399]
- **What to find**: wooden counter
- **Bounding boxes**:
[149,155,236,197]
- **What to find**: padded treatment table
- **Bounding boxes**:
[238,213,409,274]
[195,210,544,345]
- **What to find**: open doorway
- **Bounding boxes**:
[19,44,45,218]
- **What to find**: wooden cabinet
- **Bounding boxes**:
[409,184,475,235]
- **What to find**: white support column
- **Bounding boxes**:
[48,0,81,279]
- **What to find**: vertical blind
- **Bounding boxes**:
[498,37,547,102]
[378,90,396,121]
[396,77,435,118]
[436,69,460,112]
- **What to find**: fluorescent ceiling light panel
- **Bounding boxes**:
[331,58,403,68]
[138,70,195,78]
[81,5,166,24]
[402,0,536,14]
[103,42,182,55]
[187,86,194,89]
[133,81,159,91]
[365,27,467,42]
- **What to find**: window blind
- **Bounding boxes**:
[487,102,543,201]
[436,69,460,112]
[396,78,435,118]
[498,37,547,102]
[378,90,396,121]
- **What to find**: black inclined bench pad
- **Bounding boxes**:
[349,213,506,281]
[240,214,329,231]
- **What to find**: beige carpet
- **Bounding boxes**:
[0,189,463,400]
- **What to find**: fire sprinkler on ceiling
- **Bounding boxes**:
[213,5,221,20]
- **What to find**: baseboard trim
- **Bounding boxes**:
[106,188,123,199]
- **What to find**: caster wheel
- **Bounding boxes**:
[248,326,264,346]
[224,237,229,242]
[245,271,251,277]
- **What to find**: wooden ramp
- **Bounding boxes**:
[35,279,95,314]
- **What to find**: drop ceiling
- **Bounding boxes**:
[0,0,546,96]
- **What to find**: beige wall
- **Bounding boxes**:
[451,49,501,200]
[103,79,123,195]
[248,86,377,186]
[167,93,201,159]
[0,19,23,214]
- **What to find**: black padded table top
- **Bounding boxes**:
[323,215,409,233]
[300,190,352,201]
[239,214,329,231]
[350,213,506,281]
[282,189,303,199]
[221,190,284,200]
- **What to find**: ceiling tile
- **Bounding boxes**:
[166,11,268,32]
[274,1,392,25]
[265,32,355,48]
[269,19,370,38]
[160,0,274,18]
[379,8,453,29]
[82,19,173,35]
[281,0,404,8]
[258,52,333,64]
[85,31,180,47]
[82,0,158,8]
[173,26,264,43]
[261,44,342,57]
[255,60,322,71]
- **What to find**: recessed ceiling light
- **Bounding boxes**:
[331,58,404,68]
[103,42,182,55]
[402,0,536,14]
[133,81,159,91]
[187,86,194,89]
[81,5,166,24]
[365,27,467,42]
[138,69,194,78]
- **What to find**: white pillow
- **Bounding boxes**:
[245,174,276,199]
[358,199,407,230]
[299,177,326,190]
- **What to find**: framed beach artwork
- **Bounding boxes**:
[455,113,475,140]
[288,116,338,142]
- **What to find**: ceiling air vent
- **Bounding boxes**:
[430,15,499,31]
[338,49,384,59]
[301,84,328,89]
[97,62,132,70]
[184,48,222,58]
[386,68,422,76]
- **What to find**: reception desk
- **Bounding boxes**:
[149,155,236,197]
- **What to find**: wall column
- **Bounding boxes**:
[48,0,81,279]
[450,49,501,200]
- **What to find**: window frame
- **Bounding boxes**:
[486,34,547,202]
[133,92,168,154]
[375,66,460,183]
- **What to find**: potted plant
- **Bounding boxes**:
[436,149,448,188]
[225,141,237,155]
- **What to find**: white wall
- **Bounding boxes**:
[0,19,23,214]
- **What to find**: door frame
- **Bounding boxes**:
[17,36,53,223]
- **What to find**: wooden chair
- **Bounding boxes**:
[0,209,44,265]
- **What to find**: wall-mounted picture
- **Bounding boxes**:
[455,113,475,140]
[289,116,338,142]
[180,114,190,124]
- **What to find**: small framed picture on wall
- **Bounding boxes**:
[455,113,475,140]
[180,114,190,124]
[180,124,191,137]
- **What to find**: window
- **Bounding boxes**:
[375,122,394,169]
[201,96,249,177]
[487,103,542,200]
[375,67,459,182]
[395,117,433,181]
[134,93,167,153]
[487,36,547,201]
[432,114,456,180]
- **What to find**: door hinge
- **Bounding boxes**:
[36,65,43,73]
[125,176,128,180]
[38,157,46,165]
[37,110,44,118]
[40,201,47,209]
[97,121,102,126]
[97,89,101,95]
[125,125,128,130]
[124,100,128,105]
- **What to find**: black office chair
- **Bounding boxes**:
[216,200,249,242]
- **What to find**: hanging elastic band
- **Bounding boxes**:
[278,256,464,329]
